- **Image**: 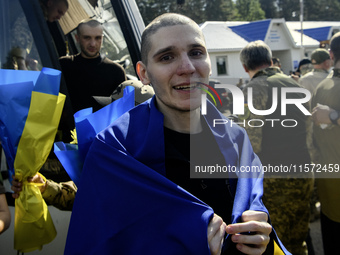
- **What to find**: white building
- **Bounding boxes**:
[201,19,338,85]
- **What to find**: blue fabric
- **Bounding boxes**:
[0,68,61,180]
[65,97,290,254]
[54,86,135,187]
[33,68,61,95]
[54,142,82,187]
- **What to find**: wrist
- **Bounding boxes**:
[329,110,340,125]
[40,179,47,193]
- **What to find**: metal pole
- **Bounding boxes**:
[300,0,303,46]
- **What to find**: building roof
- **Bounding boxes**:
[228,19,271,42]
[286,21,340,42]
[201,19,329,52]
[200,22,249,51]
[296,26,332,42]
[289,29,321,47]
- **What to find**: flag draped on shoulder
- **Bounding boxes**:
[65,98,290,254]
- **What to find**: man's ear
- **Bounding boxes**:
[136,61,150,85]
[329,50,335,61]
[242,64,249,73]
[75,34,80,43]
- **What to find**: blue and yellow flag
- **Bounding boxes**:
[54,85,135,187]
[0,68,65,252]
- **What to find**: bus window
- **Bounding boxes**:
[60,0,141,79]
[0,0,42,71]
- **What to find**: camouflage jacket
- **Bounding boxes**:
[43,179,77,211]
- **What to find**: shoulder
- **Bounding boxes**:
[102,57,124,68]
[205,101,248,142]
[101,57,126,77]
[59,54,80,68]
[97,99,154,143]
[59,54,80,62]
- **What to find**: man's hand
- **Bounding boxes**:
[312,104,332,125]
[226,210,272,255]
[11,173,46,199]
[208,214,227,255]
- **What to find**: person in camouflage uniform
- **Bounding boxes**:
[298,48,332,223]
[311,32,340,255]
[238,40,314,255]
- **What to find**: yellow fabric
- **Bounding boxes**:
[14,92,65,252]
[274,240,286,255]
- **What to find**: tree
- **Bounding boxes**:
[248,0,266,20]
[259,0,279,18]
[235,0,265,21]
[303,0,340,21]
[277,0,300,21]
[136,0,237,25]
[205,0,237,21]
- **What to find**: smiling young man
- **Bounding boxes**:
[59,19,127,114]
[65,14,289,255]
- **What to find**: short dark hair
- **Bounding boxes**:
[77,19,103,35]
[240,40,272,71]
[140,13,203,65]
[330,32,340,65]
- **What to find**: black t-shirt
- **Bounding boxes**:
[59,54,126,113]
[164,120,233,224]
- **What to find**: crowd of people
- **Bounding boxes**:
[1,1,339,255]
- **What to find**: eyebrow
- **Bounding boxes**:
[152,46,175,59]
[152,43,205,59]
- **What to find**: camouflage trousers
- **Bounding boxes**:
[263,178,314,255]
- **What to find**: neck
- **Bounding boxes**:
[157,103,202,134]
[248,65,270,79]
[80,52,100,59]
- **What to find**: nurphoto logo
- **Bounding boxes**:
[199,82,312,128]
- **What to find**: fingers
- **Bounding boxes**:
[241,210,268,223]
[11,173,45,199]
[11,176,22,199]
[226,211,271,255]
[208,214,226,255]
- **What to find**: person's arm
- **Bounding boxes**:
[226,210,272,255]
[312,104,340,126]
[12,174,77,211]
[0,193,11,234]
[42,179,77,211]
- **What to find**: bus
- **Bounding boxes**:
[0,0,145,254]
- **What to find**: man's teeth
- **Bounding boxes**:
[175,84,197,90]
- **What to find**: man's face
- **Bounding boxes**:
[76,25,103,59]
[139,24,211,114]
[46,1,68,22]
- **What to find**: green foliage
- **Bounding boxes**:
[259,0,278,19]
[135,0,238,24]
[135,0,340,24]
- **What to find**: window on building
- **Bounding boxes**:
[216,56,228,75]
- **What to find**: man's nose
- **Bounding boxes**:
[89,39,96,46]
[177,54,195,75]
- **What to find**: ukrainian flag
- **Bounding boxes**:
[0,68,65,252]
